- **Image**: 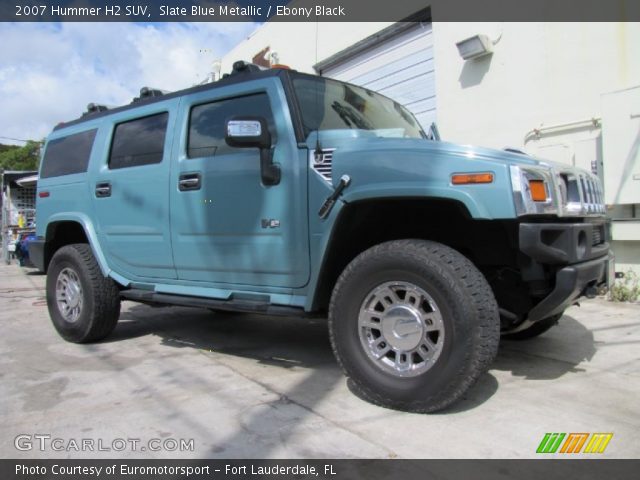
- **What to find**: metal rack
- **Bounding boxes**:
[1,171,37,264]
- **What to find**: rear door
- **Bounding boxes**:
[91,100,178,280]
[169,79,310,288]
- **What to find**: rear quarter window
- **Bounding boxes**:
[40,129,97,178]
[109,113,169,169]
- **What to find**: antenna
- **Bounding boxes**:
[314,17,323,157]
[197,60,221,85]
[210,60,221,82]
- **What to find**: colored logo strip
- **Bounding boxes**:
[537,433,613,454]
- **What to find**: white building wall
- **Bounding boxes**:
[431,22,640,150]
[223,22,640,140]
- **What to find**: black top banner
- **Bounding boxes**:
[2,0,640,22]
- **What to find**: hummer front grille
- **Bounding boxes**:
[558,171,606,216]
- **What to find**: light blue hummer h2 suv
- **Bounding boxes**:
[31,62,611,412]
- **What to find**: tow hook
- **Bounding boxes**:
[585,286,598,299]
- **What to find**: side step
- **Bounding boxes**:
[120,289,309,317]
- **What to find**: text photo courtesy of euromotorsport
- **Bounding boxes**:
[15,463,334,477]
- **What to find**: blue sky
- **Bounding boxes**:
[0,22,257,144]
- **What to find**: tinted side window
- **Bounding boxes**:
[188,93,276,158]
[40,129,97,178]
[109,113,168,169]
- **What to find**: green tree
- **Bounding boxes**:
[0,141,42,171]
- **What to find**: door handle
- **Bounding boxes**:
[178,173,201,191]
[95,182,111,198]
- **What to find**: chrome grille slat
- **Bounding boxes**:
[311,149,334,182]
[558,170,605,216]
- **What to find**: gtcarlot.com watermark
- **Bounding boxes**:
[15,434,195,453]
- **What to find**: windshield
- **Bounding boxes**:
[291,74,425,139]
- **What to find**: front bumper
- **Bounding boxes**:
[519,221,610,322]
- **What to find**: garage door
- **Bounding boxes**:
[321,23,436,130]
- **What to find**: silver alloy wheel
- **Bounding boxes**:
[55,267,84,323]
[358,281,445,377]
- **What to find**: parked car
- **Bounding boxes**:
[30,62,612,412]
[15,232,36,267]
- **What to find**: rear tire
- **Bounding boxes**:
[329,239,500,413]
[46,243,121,343]
[502,312,563,340]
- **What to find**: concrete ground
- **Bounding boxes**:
[1,261,638,459]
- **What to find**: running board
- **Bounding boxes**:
[120,289,309,317]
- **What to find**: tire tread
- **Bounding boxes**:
[47,243,120,343]
[328,239,500,413]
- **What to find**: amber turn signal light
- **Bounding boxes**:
[451,173,494,185]
[528,180,548,202]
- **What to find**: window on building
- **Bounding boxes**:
[187,93,276,159]
[109,113,168,169]
[40,129,97,178]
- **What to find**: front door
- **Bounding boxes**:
[169,81,309,288]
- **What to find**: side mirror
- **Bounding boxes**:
[225,117,270,149]
[225,116,280,185]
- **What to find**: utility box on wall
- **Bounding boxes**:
[601,86,640,205]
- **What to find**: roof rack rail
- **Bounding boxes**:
[231,61,266,75]
[132,86,168,103]
[82,103,110,116]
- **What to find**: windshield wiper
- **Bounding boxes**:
[428,122,441,141]
[331,102,372,130]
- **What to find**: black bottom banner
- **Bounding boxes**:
[2,459,639,480]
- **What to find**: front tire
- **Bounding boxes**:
[329,240,500,413]
[46,243,121,343]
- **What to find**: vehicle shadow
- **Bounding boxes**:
[111,303,335,370]
[110,303,500,415]
[493,314,596,380]
[76,303,597,457]
[347,373,500,415]
[19,266,44,276]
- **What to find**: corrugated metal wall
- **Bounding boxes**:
[322,23,436,130]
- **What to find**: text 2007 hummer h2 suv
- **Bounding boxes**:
[31,62,611,412]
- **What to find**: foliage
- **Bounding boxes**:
[609,269,640,302]
[0,144,19,155]
[0,141,42,171]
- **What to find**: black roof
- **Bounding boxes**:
[54,67,288,131]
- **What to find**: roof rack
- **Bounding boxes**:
[132,86,168,103]
[54,62,292,131]
[217,61,267,81]
[82,103,110,116]
[232,61,266,75]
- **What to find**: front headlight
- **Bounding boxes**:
[509,165,559,216]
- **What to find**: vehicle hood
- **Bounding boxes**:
[316,133,549,168]
[307,132,576,220]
